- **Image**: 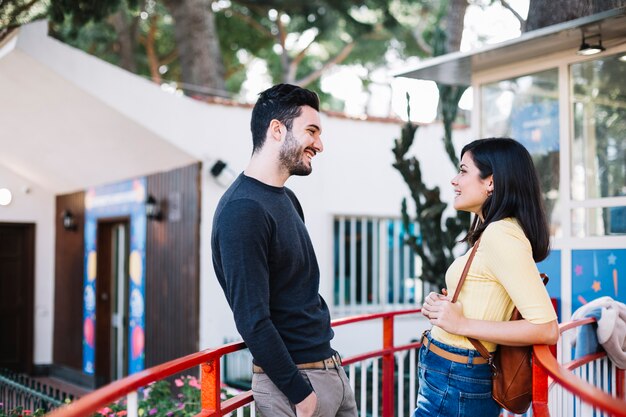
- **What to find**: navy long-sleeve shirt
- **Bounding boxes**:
[211,173,334,404]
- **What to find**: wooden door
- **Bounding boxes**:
[0,223,35,373]
[95,219,129,386]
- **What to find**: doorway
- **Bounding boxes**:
[95,219,130,386]
[0,223,35,373]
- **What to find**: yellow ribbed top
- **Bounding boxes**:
[430,217,557,352]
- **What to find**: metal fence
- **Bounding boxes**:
[0,369,74,413]
[333,216,436,315]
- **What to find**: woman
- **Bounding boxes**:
[414,138,559,417]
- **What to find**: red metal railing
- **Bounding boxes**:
[47,308,422,417]
[532,317,626,417]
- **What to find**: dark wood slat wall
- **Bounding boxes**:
[145,163,201,367]
[53,191,85,370]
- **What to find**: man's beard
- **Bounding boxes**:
[279,131,312,176]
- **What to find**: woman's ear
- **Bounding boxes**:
[485,175,494,193]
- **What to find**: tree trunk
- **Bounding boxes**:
[526,0,626,32]
[163,0,227,98]
[109,6,138,73]
[444,0,468,52]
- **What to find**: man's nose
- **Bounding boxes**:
[314,136,324,153]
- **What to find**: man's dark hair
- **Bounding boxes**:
[250,84,320,153]
[461,137,550,262]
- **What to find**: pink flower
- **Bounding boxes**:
[174,378,184,387]
[98,407,112,415]
[189,379,201,389]
[117,411,127,416]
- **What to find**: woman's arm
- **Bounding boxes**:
[422,293,559,346]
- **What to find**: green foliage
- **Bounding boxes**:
[0,0,49,32]
[0,405,45,417]
[48,0,138,27]
[392,95,470,288]
[52,16,120,65]
[90,376,247,417]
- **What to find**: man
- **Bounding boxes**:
[211,84,357,417]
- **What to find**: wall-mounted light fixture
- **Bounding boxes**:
[619,55,626,62]
[62,210,77,231]
[210,159,236,188]
[145,194,162,220]
[0,188,12,206]
[577,32,605,56]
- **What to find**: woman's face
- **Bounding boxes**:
[450,151,493,218]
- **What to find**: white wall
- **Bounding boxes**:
[0,164,55,364]
[7,21,474,357]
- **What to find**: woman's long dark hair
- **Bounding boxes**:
[462,138,550,262]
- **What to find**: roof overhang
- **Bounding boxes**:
[0,21,198,194]
[395,7,626,85]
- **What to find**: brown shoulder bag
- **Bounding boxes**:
[452,239,549,414]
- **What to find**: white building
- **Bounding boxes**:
[0,21,470,388]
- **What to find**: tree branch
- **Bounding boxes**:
[145,14,161,83]
[276,12,291,82]
[296,41,355,87]
[229,8,271,37]
[287,33,318,84]
[161,49,179,66]
[500,0,526,31]
[412,9,433,56]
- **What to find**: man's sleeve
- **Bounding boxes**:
[214,198,313,404]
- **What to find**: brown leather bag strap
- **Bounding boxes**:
[451,239,480,303]
[451,239,492,360]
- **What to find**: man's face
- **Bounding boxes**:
[279,105,323,176]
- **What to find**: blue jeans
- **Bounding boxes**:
[412,332,501,417]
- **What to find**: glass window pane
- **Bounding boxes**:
[572,206,626,237]
[571,54,626,201]
[481,69,561,236]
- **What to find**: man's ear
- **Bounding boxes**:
[268,119,283,142]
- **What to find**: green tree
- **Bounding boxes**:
[391,0,470,289]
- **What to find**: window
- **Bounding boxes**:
[333,216,424,313]
[570,54,626,236]
[481,69,561,236]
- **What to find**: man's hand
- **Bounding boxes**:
[295,391,318,417]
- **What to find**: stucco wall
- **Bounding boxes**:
[0,164,55,364]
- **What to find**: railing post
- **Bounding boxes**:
[126,391,138,417]
[617,369,625,400]
[532,351,550,417]
[201,359,221,417]
[382,315,395,417]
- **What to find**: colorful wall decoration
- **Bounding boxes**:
[83,178,147,376]
[572,249,626,314]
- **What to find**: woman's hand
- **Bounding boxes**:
[422,291,467,335]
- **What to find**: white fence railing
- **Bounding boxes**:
[333,216,435,315]
[546,324,624,417]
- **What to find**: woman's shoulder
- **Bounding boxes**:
[482,218,528,244]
